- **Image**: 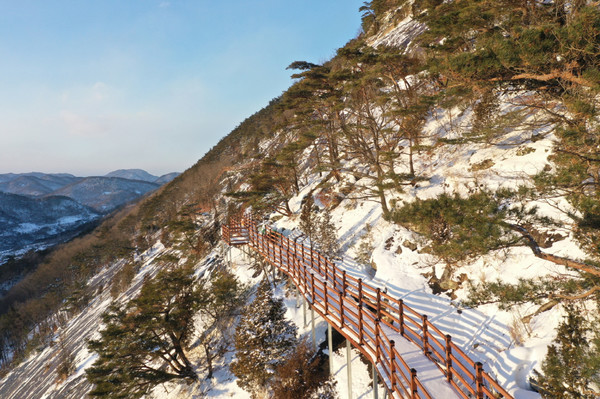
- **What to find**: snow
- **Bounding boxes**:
[0,241,168,399]
[15,222,41,233]
[257,89,573,398]
[0,9,591,399]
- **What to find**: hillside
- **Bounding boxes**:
[50,176,160,213]
[0,173,81,197]
[0,192,100,262]
[104,169,179,184]
[1,1,599,398]
[0,170,180,263]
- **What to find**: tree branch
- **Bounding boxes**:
[509,223,600,277]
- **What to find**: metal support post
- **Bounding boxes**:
[311,307,316,351]
[303,298,307,327]
[346,339,352,399]
[372,363,379,399]
[328,323,334,375]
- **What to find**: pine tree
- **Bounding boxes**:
[299,193,318,249]
[231,279,298,397]
[538,305,600,398]
[86,263,203,398]
[271,339,338,399]
[317,207,340,259]
[55,333,75,383]
[198,269,247,379]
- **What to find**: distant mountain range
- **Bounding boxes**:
[0,192,99,260]
[0,169,179,261]
[0,169,178,202]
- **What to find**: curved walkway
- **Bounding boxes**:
[223,215,514,399]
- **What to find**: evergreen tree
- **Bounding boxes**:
[271,339,338,399]
[538,305,600,398]
[299,193,318,250]
[317,206,340,259]
[55,333,75,383]
[197,269,247,379]
[231,279,297,397]
[227,157,295,217]
[285,60,346,181]
[86,263,203,398]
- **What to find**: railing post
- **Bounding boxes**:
[339,291,344,328]
[376,288,381,320]
[445,334,453,383]
[285,237,289,273]
[423,315,429,356]
[410,369,418,398]
[342,270,347,291]
[358,278,363,302]
[324,281,329,315]
[390,340,396,391]
[317,253,321,274]
[398,299,404,336]
[294,237,298,280]
[304,264,308,295]
[311,273,315,304]
[332,265,337,291]
[358,279,364,345]
[375,319,381,362]
[476,362,484,399]
[359,303,364,345]
[279,233,282,268]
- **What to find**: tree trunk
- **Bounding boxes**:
[203,342,213,379]
[408,136,415,177]
[170,334,198,380]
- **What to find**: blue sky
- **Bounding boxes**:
[0,0,364,176]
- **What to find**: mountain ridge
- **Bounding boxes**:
[0,169,179,263]
[1,1,599,398]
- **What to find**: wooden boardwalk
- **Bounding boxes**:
[223,215,514,399]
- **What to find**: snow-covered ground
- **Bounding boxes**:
[253,94,575,398]
[0,7,588,399]
[0,242,166,399]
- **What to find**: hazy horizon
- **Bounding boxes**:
[0,168,180,178]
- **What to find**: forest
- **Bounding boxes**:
[1,1,600,397]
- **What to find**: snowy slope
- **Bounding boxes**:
[0,192,100,262]
[0,6,590,399]
[0,242,166,399]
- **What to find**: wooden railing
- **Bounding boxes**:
[222,214,513,399]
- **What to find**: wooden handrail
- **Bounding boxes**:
[222,214,513,399]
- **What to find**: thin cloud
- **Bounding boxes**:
[60,110,109,137]
[159,1,171,8]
